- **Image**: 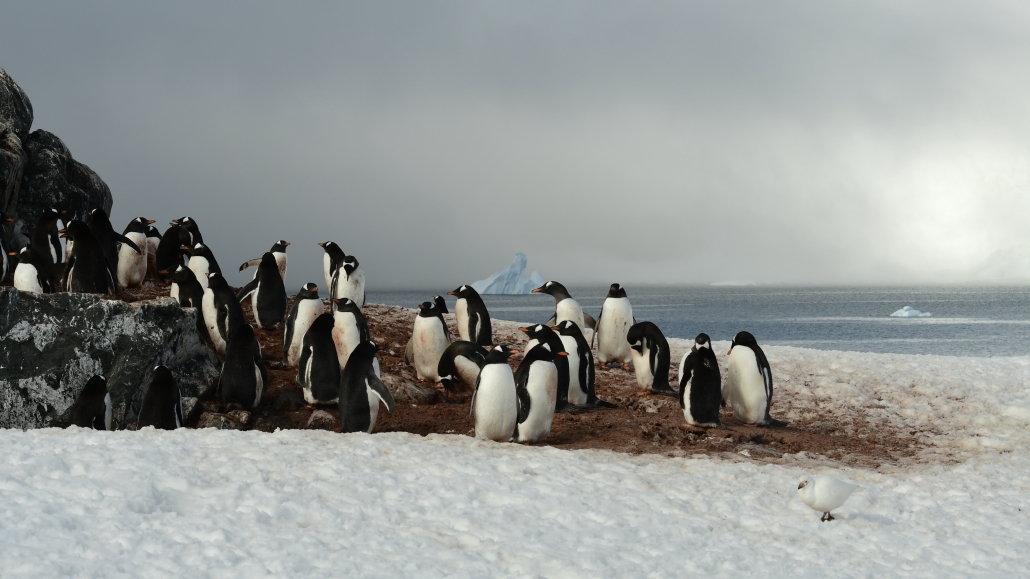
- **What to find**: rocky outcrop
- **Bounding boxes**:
[0,290,220,429]
[0,127,25,216]
[0,67,33,142]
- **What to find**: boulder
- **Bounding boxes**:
[0,290,220,429]
[0,67,33,142]
[306,409,336,430]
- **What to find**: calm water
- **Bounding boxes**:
[367,286,1030,358]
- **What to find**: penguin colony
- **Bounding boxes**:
[6,209,790,442]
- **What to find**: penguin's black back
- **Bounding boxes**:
[156,225,191,280]
[67,375,109,430]
[556,321,596,402]
[297,313,341,402]
[220,324,267,410]
[680,346,722,425]
[31,208,63,266]
[339,341,377,433]
[208,273,245,342]
[171,266,204,308]
[628,322,671,391]
[64,220,112,295]
[437,340,486,395]
[86,208,123,287]
[523,325,569,411]
[243,252,287,328]
[137,366,182,430]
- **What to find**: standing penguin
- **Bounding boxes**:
[145,225,162,280]
[30,207,65,269]
[332,297,371,370]
[448,285,492,346]
[594,283,634,367]
[171,216,203,244]
[318,241,346,291]
[532,281,595,331]
[60,220,114,295]
[627,321,675,396]
[520,324,570,412]
[164,264,206,338]
[66,375,112,430]
[330,253,365,309]
[513,343,564,443]
[239,240,289,280]
[725,331,787,427]
[202,272,245,356]
[432,294,448,314]
[87,208,142,291]
[219,324,268,410]
[186,242,221,290]
[554,320,614,408]
[472,345,520,442]
[11,247,54,294]
[296,313,342,404]
[678,333,722,427]
[236,252,287,329]
[283,283,324,367]
[117,217,154,288]
[409,300,451,382]
[155,224,191,281]
[339,340,395,433]
[137,365,183,430]
[437,341,487,399]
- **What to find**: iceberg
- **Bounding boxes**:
[890,306,931,318]
[471,252,546,295]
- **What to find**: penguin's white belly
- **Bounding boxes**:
[474,365,517,442]
[365,382,381,433]
[681,374,699,424]
[412,316,448,381]
[14,264,43,293]
[170,283,179,300]
[251,285,262,327]
[560,335,587,405]
[455,356,481,388]
[597,298,633,363]
[63,239,72,263]
[323,254,333,290]
[117,232,148,287]
[725,347,768,424]
[517,362,557,443]
[189,256,210,290]
[332,311,362,369]
[202,290,226,355]
[273,251,287,280]
[455,299,470,342]
[555,299,585,329]
[286,299,324,367]
[523,338,539,355]
[678,351,690,387]
[631,345,654,389]
[334,269,365,307]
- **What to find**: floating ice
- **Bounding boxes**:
[890,306,931,318]
[470,252,545,295]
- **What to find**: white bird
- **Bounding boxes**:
[797,474,861,522]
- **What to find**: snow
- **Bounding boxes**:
[470,252,545,295]
[891,306,931,318]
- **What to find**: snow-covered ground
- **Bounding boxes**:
[3,339,1030,577]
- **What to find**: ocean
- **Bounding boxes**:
[367,285,1030,358]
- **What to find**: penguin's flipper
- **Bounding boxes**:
[236,278,259,302]
[404,338,414,365]
[296,345,312,387]
[115,234,143,255]
[366,371,395,413]
[238,258,261,272]
[590,309,602,348]
[63,255,75,288]
[583,312,597,330]
[515,385,531,424]
[217,304,230,342]
[544,313,557,326]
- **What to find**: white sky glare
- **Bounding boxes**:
[2,1,1029,288]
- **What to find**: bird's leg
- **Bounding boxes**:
[821,512,828,522]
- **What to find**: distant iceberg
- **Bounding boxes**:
[471,252,546,295]
[890,306,931,318]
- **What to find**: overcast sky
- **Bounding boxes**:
[3,1,1029,289]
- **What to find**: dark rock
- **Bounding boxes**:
[199,399,221,413]
[275,390,306,412]
[181,396,200,425]
[0,290,219,429]
[0,67,33,142]
[306,409,336,430]
[382,374,439,405]
[196,412,237,430]
[0,127,25,217]
[226,409,251,425]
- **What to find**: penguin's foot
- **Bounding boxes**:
[760,418,788,428]
[649,387,678,398]
[621,363,632,372]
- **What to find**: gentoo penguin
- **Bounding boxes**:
[471,345,519,442]
[296,313,341,404]
[283,283,324,367]
[433,294,448,314]
[437,340,487,399]
[186,242,221,290]
[167,248,194,301]
[678,333,722,427]
[448,285,492,346]
[409,300,451,382]
[202,272,245,356]
[66,375,112,430]
[87,208,142,291]
[725,331,786,427]
[330,253,365,309]
[117,216,154,288]
[533,281,595,331]
[627,321,675,396]
[0,211,13,281]
[156,224,191,281]
[519,324,570,412]
[236,252,287,329]
[554,320,614,408]
[594,283,634,366]
[318,241,346,291]
[60,220,114,295]
[11,247,54,294]
[137,365,183,430]
[219,324,268,410]
[171,216,203,245]
[339,340,395,433]
[30,207,65,269]
[145,225,162,280]
[164,264,206,338]
[332,297,370,371]
[240,240,289,280]
[513,343,564,443]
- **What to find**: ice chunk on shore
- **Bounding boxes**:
[890,306,931,318]
[471,252,545,294]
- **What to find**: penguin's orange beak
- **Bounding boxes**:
[146,219,155,225]
[7,251,16,257]
[205,273,211,278]
[283,241,291,247]
[727,347,733,355]
[158,269,169,275]
[531,287,543,293]
[318,242,325,248]
[60,210,67,215]
[509,349,519,355]
[557,351,568,357]
[3,217,13,223]
[58,228,67,238]
[519,327,529,333]
[447,291,456,295]
[551,326,560,331]
[180,245,190,251]
[332,298,343,305]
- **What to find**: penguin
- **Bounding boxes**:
[167,247,194,301]
[66,375,112,430]
[330,253,365,309]
[594,283,634,366]
[513,343,565,443]
[0,211,13,281]
[145,225,162,280]
[554,320,614,408]
[219,324,268,410]
[155,224,191,282]
[202,272,245,356]
[627,321,675,396]
[236,252,287,329]
[437,340,487,399]
[164,264,206,338]
[117,216,154,288]
[11,247,54,294]
[339,340,395,433]
[186,242,221,290]
[87,208,142,292]
[60,220,114,295]
[471,345,520,442]
[30,207,65,269]
[519,324,570,412]
[725,331,786,427]
[296,313,342,404]
[137,365,183,430]
[171,216,203,244]
[448,284,492,346]
[432,294,448,314]
[282,283,324,367]
[532,281,595,331]
[332,297,371,371]
[678,333,723,428]
[409,300,451,382]
[240,240,289,280]
[318,241,346,291]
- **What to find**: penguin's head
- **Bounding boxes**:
[342,255,359,276]
[88,208,109,222]
[299,282,320,299]
[484,344,519,363]
[519,324,553,339]
[333,297,360,312]
[431,295,448,314]
[146,226,162,239]
[271,240,290,252]
[417,301,439,317]
[448,285,474,298]
[694,333,712,352]
[728,331,757,355]
[532,282,554,294]
[606,283,627,298]
[43,207,63,219]
[551,320,581,336]
[351,340,379,360]
[58,220,89,240]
